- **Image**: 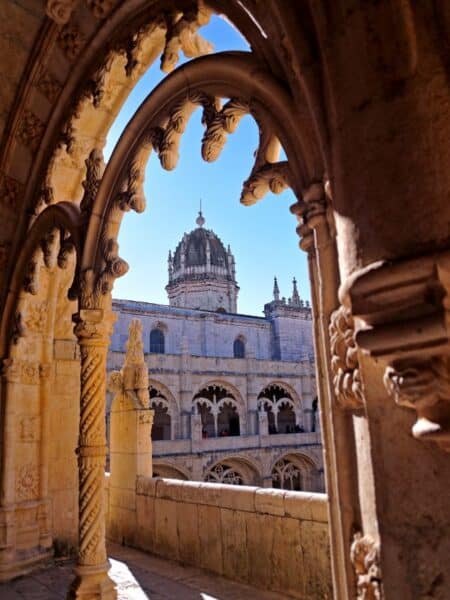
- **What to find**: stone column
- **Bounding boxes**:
[68,309,116,600]
[258,409,268,436]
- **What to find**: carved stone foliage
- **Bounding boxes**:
[23,302,48,333]
[57,24,85,61]
[0,173,24,208]
[350,532,382,600]
[290,181,328,252]
[15,110,45,152]
[80,148,105,217]
[329,305,364,411]
[347,250,450,451]
[141,91,291,211]
[16,464,39,501]
[36,69,62,103]
[161,1,213,73]
[85,0,116,19]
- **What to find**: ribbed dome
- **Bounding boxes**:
[173,227,228,269]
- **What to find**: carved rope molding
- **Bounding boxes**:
[344,250,450,452]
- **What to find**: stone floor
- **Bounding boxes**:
[0,543,291,599]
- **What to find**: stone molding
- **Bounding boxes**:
[344,250,450,451]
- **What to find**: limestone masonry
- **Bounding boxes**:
[107,213,323,491]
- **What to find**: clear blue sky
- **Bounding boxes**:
[106,16,309,316]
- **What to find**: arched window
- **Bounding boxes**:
[233,337,245,358]
[150,328,165,354]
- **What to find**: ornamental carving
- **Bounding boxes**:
[384,355,450,448]
[41,230,58,269]
[0,173,24,208]
[161,2,213,73]
[347,250,450,451]
[45,0,77,25]
[2,358,21,383]
[23,302,48,333]
[21,361,40,385]
[58,24,85,61]
[80,149,105,217]
[202,98,249,162]
[350,532,382,600]
[57,235,76,269]
[16,110,45,152]
[23,259,39,295]
[329,305,364,411]
[16,464,39,501]
[36,69,62,103]
[19,416,39,441]
[85,0,116,19]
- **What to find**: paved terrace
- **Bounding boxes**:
[0,543,291,599]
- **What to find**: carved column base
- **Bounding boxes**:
[67,562,116,600]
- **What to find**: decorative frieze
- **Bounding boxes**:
[23,302,48,333]
[19,416,40,441]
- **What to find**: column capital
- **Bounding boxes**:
[73,309,116,343]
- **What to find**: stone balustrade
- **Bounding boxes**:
[152,431,322,456]
[107,476,332,599]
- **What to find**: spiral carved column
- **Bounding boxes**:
[68,309,116,600]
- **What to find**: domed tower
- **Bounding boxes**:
[166,211,239,312]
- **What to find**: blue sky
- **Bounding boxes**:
[106,16,309,316]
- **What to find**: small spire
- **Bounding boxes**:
[291,277,300,306]
[196,198,205,227]
[273,276,280,302]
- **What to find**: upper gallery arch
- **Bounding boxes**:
[81,51,319,306]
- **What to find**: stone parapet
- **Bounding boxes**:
[125,477,331,598]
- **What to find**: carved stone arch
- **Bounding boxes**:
[258,380,302,406]
[82,51,319,286]
[0,202,83,359]
[204,453,262,486]
[152,461,190,481]
[270,451,320,492]
[149,378,180,439]
[193,378,246,430]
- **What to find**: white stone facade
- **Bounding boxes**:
[107,219,323,491]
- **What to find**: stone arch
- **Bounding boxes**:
[152,462,190,481]
[149,379,180,439]
[204,454,261,486]
[257,381,303,433]
[270,452,321,493]
[233,334,246,358]
[193,379,246,436]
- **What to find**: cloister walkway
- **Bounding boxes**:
[0,542,291,599]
